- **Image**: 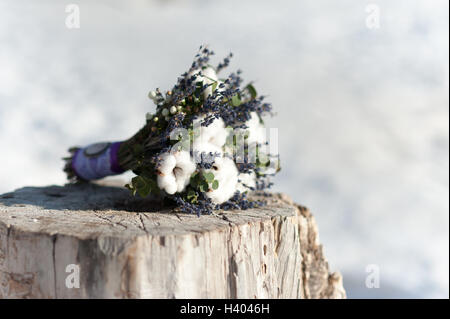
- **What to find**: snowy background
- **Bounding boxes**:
[0,0,448,298]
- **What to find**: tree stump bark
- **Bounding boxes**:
[0,182,346,299]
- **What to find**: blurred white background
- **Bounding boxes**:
[0,0,448,298]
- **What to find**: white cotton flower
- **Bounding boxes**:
[193,115,228,148]
[223,143,234,157]
[202,157,238,204]
[189,66,219,98]
[237,172,257,193]
[192,141,223,166]
[192,141,223,156]
[156,150,196,195]
[227,112,266,160]
[243,112,266,146]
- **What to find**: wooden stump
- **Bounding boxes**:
[0,182,346,299]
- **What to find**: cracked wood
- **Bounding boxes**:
[0,182,346,299]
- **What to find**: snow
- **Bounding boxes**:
[0,0,448,298]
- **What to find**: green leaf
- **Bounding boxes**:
[132,176,150,198]
[203,171,215,183]
[231,94,241,106]
[187,189,198,203]
[246,83,257,99]
[147,178,160,195]
[190,171,200,187]
[137,183,151,198]
[212,179,219,190]
[186,189,198,203]
[199,181,209,193]
[187,189,195,198]
[212,81,218,92]
[131,176,142,188]
[129,176,155,198]
[194,81,204,97]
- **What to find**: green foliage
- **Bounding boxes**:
[245,83,257,99]
[203,171,214,183]
[186,189,198,203]
[194,81,204,97]
[189,171,219,195]
[231,94,241,106]
[125,175,159,198]
[211,81,218,92]
[65,47,278,217]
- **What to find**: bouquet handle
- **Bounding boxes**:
[64,142,125,181]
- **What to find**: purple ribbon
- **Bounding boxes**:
[71,142,125,180]
[109,142,124,174]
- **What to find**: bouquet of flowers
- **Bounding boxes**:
[64,46,280,215]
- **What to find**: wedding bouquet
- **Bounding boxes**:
[64,46,280,215]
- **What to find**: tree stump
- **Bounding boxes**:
[0,182,346,299]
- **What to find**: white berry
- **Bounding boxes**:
[148,91,157,99]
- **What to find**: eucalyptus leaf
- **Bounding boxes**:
[137,182,151,198]
[203,171,215,183]
[199,181,209,193]
[246,83,257,99]
[231,94,241,106]
[131,176,150,197]
[212,81,218,92]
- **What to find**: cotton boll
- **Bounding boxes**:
[172,151,196,192]
[156,153,178,194]
[192,141,223,157]
[192,141,222,165]
[223,143,234,157]
[193,115,228,148]
[237,172,257,193]
[245,112,267,146]
[156,150,196,194]
[228,112,266,161]
[234,112,266,148]
[157,152,177,176]
[202,157,238,204]
[157,174,177,195]
[202,66,218,82]
[189,66,218,98]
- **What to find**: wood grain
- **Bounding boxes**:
[0,182,345,299]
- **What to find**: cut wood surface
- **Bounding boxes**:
[0,181,346,299]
